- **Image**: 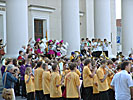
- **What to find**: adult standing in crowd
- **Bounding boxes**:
[111,61,133,100]
[2,64,18,100]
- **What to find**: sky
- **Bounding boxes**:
[116,0,121,19]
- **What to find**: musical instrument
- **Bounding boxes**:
[105,66,115,74]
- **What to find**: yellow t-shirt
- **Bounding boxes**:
[83,66,93,88]
[65,69,81,77]
[76,69,81,77]
[34,67,44,90]
[42,71,51,94]
[96,67,109,92]
[50,72,62,98]
[65,72,80,98]
[107,71,114,89]
[70,56,74,61]
[25,74,35,93]
[93,74,99,94]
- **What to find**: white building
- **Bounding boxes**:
[0,0,133,57]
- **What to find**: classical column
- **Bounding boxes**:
[110,0,117,55]
[122,0,133,56]
[62,0,80,56]
[86,0,94,39]
[6,0,28,57]
[94,0,111,41]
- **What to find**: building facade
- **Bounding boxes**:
[0,0,132,57]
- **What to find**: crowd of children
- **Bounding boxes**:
[0,37,133,100]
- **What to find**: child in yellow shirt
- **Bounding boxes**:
[34,61,44,100]
[65,62,80,100]
[93,74,100,100]
[42,63,51,100]
[25,67,35,100]
[50,63,62,100]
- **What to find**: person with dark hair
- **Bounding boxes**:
[103,39,109,57]
[81,38,85,55]
[107,60,115,100]
[50,63,62,100]
[19,59,27,98]
[116,64,121,72]
[18,51,24,60]
[12,59,20,96]
[96,60,109,100]
[111,61,133,100]
[91,39,98,57]
[70,52,75,61]
[1,58,12,76]
[65,62,80,100]
[26,44,33,54]
[129,53,133,60]
[42,63,51,100]
[34,61,44,100]
[83,59,97,100]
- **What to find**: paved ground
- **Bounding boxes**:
[0,95,27,100]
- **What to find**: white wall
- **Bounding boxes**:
[0,10,6,53]
[79,0,87,38]
[28,0,62,40]
[0,15,3,39]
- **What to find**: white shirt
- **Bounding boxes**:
[111,70,133,100]
[97,42,103,51]
[92,42,98,51]
[103,42,108,51]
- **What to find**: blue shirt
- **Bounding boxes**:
[2,72,18,89]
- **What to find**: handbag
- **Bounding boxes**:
[2,73,13,100]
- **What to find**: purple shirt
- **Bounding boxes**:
[25,64,32,68]
[1,65,6,76]
[20,65,25,80]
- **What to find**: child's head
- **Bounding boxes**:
[69,62,77,71]
[98,39,101,42]
[52,63,59,72]
[107,60,113,68]
[81,38,84,42]
[19,51,23,56]
[92,39,95,42]
[84,43,87,46]
[84,59,91,67]
[27,44,31,48]
[13,59,18,66]
[5,58,12,65]
[37,61,43,68]
[101,60,107,68]
[42,63,48,71]
[25,67,32,75]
